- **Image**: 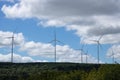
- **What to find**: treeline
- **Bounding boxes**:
[0,62,120,80]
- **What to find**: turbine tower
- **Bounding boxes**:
[7,28,17,63]
[111,48,115,64]
[7,32,15,63]
[49,29,64,62]
[85,50,88,64]
[76,44,84,63]
[90,36,103,64]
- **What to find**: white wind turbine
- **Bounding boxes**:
[111,48,115,64]
[90,36,103,64]
[6,28,17,63]
[49,29,64,62]
[76,44,85,63]
[7,32,15,63]
[85,50,88,64]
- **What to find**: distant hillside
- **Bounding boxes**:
[0,62,120,80]
[0,62,100,71]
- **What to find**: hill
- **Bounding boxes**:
[0,62,120,80]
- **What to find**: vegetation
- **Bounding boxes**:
[0,62,120,80]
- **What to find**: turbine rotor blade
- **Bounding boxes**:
[76,48,83,52]
[89,40,98,43]
[81,44,84,49]
[86,50,88,54]
[56,40,64,45]
[98,35,103,41]
[99,43,103,50]
[48,40,55,43]
[6,37,12,38]
[111,48,115,56]
[11,27,17,36]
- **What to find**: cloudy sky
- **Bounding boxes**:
[0,0,120,63]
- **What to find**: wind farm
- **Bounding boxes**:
[0,0,120,79]
[0,25,118,64]
[90,36,103,64]
[76,44,85,63]
[0,0,120,64]
[2,29,119,64]
[49,29,65,62]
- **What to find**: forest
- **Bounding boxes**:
[0,62,120,80]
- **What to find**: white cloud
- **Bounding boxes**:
[1,0,46,18]
[39,19,66,27]
[0,31,101,63]
[20,41,100,63]
[35,60,48,62]
[57,55,99,63]
[1,0,120,44]
[0,53,34,62]
[0,31,25,47]
[0,53,49,63]
[107,45,120,59]
[20,41,54,57]
[2,0,120,18]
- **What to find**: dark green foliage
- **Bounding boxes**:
[0,62,119,80]
[96,64,120,80]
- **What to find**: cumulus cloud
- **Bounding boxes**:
[1,0,120,44]
[107,45,120,59]
[0,53,49,63]
[39,19,67,27]
[2,0,120,18]
[20,41,99,63]
[20,41,54,57]
[0,31,25,48]
[57,55,99,63]
[0,53,34,62]
[0,30,100,63]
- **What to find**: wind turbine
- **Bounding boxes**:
[90,35,103,64]
[111,48,115,64]
[6,28,17,63]
[49,29,64,62]
[85,50,88,64]
[7,32,15,63]
[76,44,85,63]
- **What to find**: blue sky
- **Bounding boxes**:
[0,0,120,63]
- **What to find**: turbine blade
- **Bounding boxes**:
[76,48,83,51]
[48,40,55,43]
[99,43,103,50]
[56,40,64,45]
[98,35,103,41]
[111,48,115,56]
[86,50,88,54]
[12,26,17,38]
[89,40,98,42]
[12,33,14,37]
[5,34,15,39]
[81,44,84,49]
[6,37,12,38]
